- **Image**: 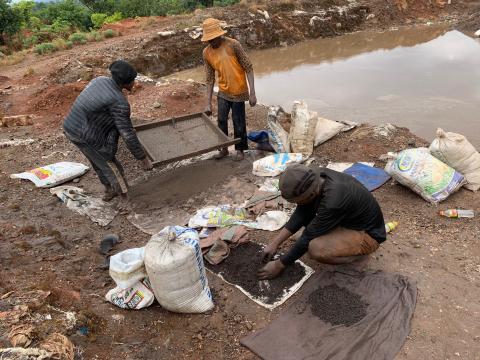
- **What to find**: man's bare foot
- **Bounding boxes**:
[232,150,244,161]
[214,148,228,160]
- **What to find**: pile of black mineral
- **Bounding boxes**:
[308,284,369,327]
[207,242,306,304]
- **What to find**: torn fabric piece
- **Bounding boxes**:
[50,186,118,226]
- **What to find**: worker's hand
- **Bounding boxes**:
[141,157,153,171]
[204,103,212,116]
[262,243,278,263]
[257,260,285,280]
[249,93,257,107]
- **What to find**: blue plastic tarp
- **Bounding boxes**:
[343,163,391,191]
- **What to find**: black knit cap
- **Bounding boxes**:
[109,60,137,86]
[279,164,323,204]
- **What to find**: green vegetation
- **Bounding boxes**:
[68,32,87,44]
[34,42,57,54]
[103,29,117,38]
[0,0,239,60]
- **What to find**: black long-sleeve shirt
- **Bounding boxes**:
[63,76,146,161]
[280,168,386,266]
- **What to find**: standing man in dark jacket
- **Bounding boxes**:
[258,164,386,279]
[63,60,152,201]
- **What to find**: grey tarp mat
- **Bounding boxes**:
[241,269,417,360]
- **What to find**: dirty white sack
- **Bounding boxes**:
[105,277,155,310]
[145,226,214,313]
[50,186,118,226]
[109,247,147,289]
[289,101,318,155]
[314,117,357,146]
[11,162,89,188]
[429,128,480,191]
[385,148,466,203]
[188,205,250,228]
[253,153,307,177]
[267,106,290,153]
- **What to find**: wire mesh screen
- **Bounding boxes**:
[136,115,229,164]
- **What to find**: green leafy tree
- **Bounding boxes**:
[12,0,35,28]
[79,0,115,14]
[91,13,108,28]
[0,0,22,44]
[37,0,92,31]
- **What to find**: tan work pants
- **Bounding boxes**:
[308,227,380,265]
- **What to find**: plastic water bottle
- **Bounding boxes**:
[385,221,399,233]
[439,209,475,218]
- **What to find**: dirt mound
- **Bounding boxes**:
[30,82,86,114]
[0,76,10,84]
[103,17,165,35]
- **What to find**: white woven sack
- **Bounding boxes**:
[314,117,345,146]
[429,128,480,191]
[145,226,214,313]
[10,162,89,188]
[289,101,318,155]
[105,278,155,310]
[385,148,465,204]
[252,153,306,177]
[267,106,290,153]
[109,248,147,289]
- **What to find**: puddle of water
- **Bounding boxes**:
[170,27,480,147]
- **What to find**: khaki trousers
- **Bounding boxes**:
[308,227,380,265]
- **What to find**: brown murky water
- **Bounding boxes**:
[171,26,480,147]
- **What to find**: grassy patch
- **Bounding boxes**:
[103,29,118,38]
[68,32,88,44]
[0,51,28,66]
[34,42,58,55]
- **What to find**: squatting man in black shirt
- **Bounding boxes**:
[258,164,387,280]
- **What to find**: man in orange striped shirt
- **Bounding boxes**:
[202,18,257,161]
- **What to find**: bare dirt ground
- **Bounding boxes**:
[1,1,480,359]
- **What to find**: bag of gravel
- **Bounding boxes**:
[145,226,214,313]
[385,148,465,203]
[429,128,480,191]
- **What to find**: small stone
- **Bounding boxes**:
[73,178,80,183]
[233,314,242,323]
[227,329,234,336]
[112,314,124,322]
[196,333,203,341]
[336,23,342,29]
[246,322,253,330]
[153,101,161,108]
[413,244,421,249]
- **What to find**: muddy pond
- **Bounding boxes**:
[171,26,480,147]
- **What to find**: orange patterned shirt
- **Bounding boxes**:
[203,37,253,102]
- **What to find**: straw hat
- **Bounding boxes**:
[201,18,227,42]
